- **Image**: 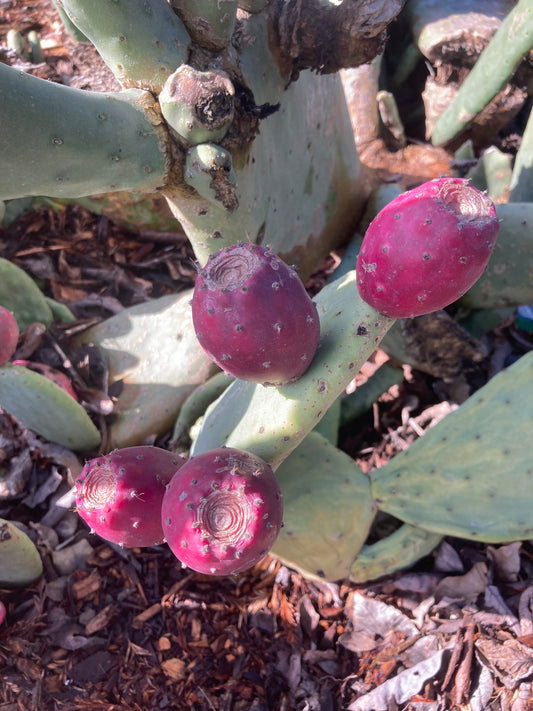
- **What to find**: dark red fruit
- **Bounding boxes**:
[161,446,283,576]
[0,307,19,366]
[192,243,320,386]
[75,446,185,547]
[356,177,500,318]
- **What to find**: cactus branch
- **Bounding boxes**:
[0,63,170,200]
[268,0,406,75]
[430,0,533,146]
[58,0,190,91]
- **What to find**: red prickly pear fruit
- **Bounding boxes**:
[191,243,320,386]
[0,600,5,626]
[356,177,500,318]
[0,307,19,366]
[75,446,185,547]
[12,360,79,401]
[161,446,283,576]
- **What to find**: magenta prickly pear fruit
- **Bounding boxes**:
[356,177,500,318]
[161,446,283,576]
[75,446,185,547]
[0,307,19,366]
[191,243,320,386]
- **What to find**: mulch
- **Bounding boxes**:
[2,2,533,710]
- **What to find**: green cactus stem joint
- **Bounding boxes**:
[159,66,236,146]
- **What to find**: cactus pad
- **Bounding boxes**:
[0,519,43,588]
[371,351,533,542]
[272,431,376,581]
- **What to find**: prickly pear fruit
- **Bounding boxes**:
[192,243,320,386]
[0,306,19,366]
[356,177,500,318]
[75,446,185,547]
[161,446,283,576]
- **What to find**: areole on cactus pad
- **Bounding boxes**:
[356,177,500,318]
[191,243,320,386]
[161,446,283,576]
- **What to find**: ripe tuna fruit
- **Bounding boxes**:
[192,243,320,386]
[0,306,19,366]
[161,446,283,576]
[75,446,185,547]
[356,177,500,318]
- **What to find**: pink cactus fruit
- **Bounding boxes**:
[75,446,185,547]
[191,243,320,386]
[356,177,500,318]
[0,307,19,366]
[161,446,283,576]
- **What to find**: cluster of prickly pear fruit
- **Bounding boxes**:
[356,177,500,318]
[162,446,283,575]
[75,444,283,576]
[0,306,19,366]
[192,243,320,386]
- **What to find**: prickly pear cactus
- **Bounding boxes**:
[75,446,185,547]
[0,363,100,451]
[161,446,283,575]
[272,431,376,582]
[0,258,54,330]
[75,290,217,449]
[371,351,533,542]
[192,243,320,385]
[191,269,394,469]
[356,177,500,317]
[0,518,43,588]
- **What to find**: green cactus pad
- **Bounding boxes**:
[0,258,54,331]
[0,519,43,588]
[192,269,395,470]
[60,0,190,90]
[459,203,533,308]
[350,523,443,583]
[371,351,533,542]
[76,290,217,449]
[0,63,169,200]
[0,364,101,451]
[170,0,237,50]
[271,431,376,582]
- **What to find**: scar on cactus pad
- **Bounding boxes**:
[161,447,283,576]
[192,243,320,386]
[356,177,500,318]
[75,446,185,548]
[0,306,19,366]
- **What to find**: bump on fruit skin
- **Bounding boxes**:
[0,306,19,366]
[75,446,185,547]
[356,177,500,318]
[192,243,320,386]
[161,446,283,576]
